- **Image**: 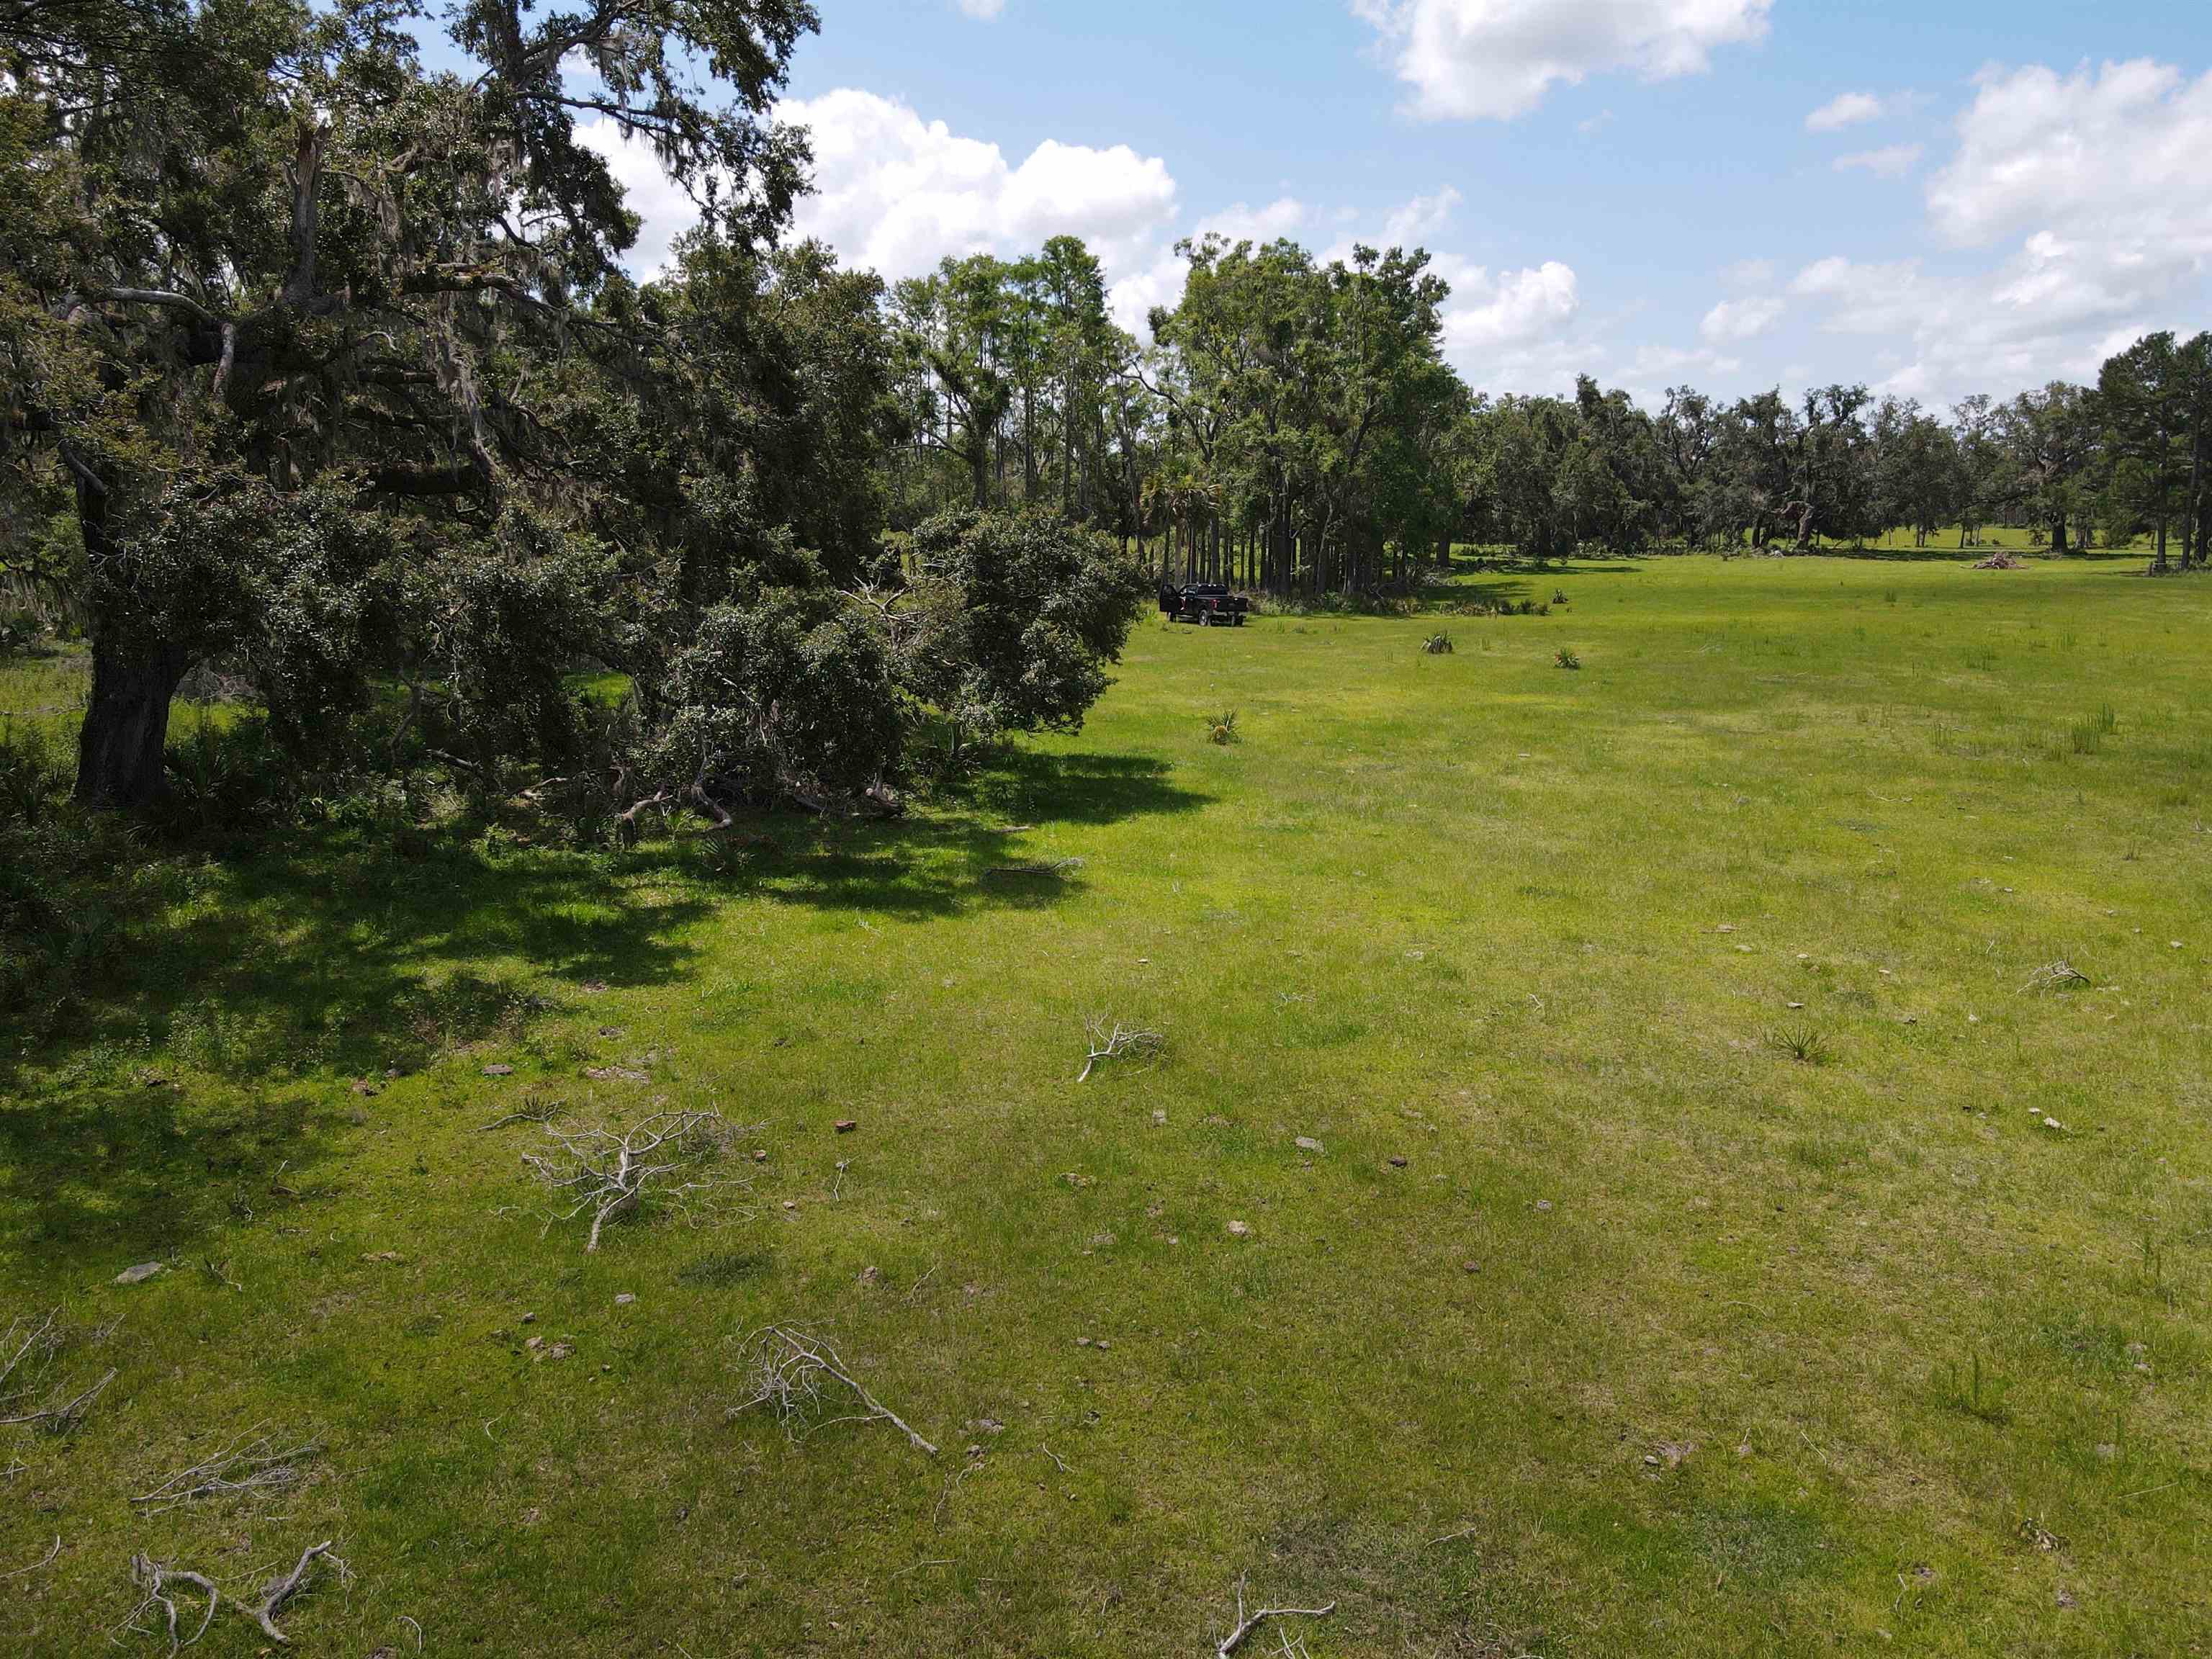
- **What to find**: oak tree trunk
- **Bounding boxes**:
[75,636,191,811]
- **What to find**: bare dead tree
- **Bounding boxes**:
[132,1426,323,1514]
[249,1539,346,1643]
[1215,1574,1336,1658]
[121,1554,220,1654]
[521,1110,742,1252]
[730,1325,938,1457]
[1076,1017,1164,1082]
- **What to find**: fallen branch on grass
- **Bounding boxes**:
[522,1110,740,1253]
[1076,1017,1164,1082]
[122,1554,220,1654]
[0,1366,114,1433]
[477,1100,564,1133]
[981,858,1084,882]
[249,1539,347,1643]
[729,1325,938,1457]
[132,1426,323,1514]
[0,1534,59,1579]
[2024,958,2092,992]
[1215,1574,1336,1658]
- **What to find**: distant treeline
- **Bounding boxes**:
[888,237,2211,588]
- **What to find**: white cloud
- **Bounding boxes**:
[1383,186,1464,247]
[1444,261,1581,353]
[1354,0,1772,121]
[1700,295,1784,341]
[953,0,1006,15]
[781,89,1177,287]
[1835,143,1922,178]
[1810,58,2212,401]
[1806,91,1884,132]
[575,117,709,279]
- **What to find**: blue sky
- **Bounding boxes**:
[583,0,2212,407]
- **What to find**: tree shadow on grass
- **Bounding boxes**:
[0,747,1204,1262]
[642,749,1209,921]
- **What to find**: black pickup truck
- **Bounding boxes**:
[1159,583,1250,626]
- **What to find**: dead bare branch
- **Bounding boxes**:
[521,1110,742,1252]
[1076,1016,1164,1082]
[132,1425,323,1514]
[477,1100,564,1133]
[729,1325,938,1457]
[0,1366,114,1432]
[122,1554,220,1654]
[0,1308,59,1401]
[2024,958,2092,992]
[982,857,1084,883]
[0,1534,59,1579]
[1215,1574,1336,1659]
[249,1539,347,1643]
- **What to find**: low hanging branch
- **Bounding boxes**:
[522,1110,741,1252]
[132,1425,323,1514]
[1215,1574,1337,1658]
[729,1325,938,1457]
[1076,1016,1164,1082]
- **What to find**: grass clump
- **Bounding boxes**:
[1553,646,1581,670]
[1421,631,1455,655]
[1208,709,1241,744]
[1765,1024,1830,1065]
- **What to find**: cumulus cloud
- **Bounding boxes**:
[1700,295,1784,342]
[1444,261,1581,354]
[781,88,1177,284]
[1354,0,1772,121]
[1794,58,2212,402]
[1834,143,1922,178]
[953,0,1006,15]
[1806,91,1884,131]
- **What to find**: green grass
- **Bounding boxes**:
[4,553,2211,1656]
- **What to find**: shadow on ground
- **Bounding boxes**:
[0,746,1205,1261]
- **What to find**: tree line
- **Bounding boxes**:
[886,240,2212,580]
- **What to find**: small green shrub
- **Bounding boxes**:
[1208,710,1241,745]
[1553,647,1581,670]
[1421,632,1455,655]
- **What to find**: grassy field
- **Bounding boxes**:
[4,552,2210,1657]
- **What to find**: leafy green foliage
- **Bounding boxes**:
[896,511,1151,755]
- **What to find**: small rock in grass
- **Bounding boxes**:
[547,1341,573,1361]
[1462,1260,1482,1274]
[1534,1200,1554,1213]
[597,1025,624,1039]
[781,1200,798,1212]
[1076,1336,1092,1346]
[1226,1220,1251,1238]
[483,1063,515,1077]
[521,1311,536,1324]
[2042,1116,2064,1131]
[858,1266,879,1285]
[1295,1136,1323,1154]
[1787,1002,1804,1010]
[1389,1155,1408,1168]
[753,1148,769,1161]
[834,1119,858,1133]
[1151,1110,1167,1126]
[114,1262,165,1285]
[351,1079,380,1097]
[614,1292,636,1306]
[1716,925,1735,934]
